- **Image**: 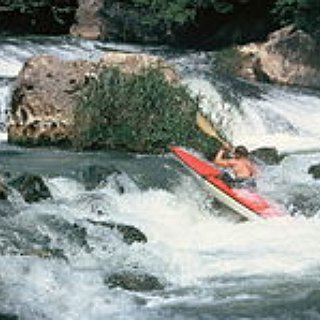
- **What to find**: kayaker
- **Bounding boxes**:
[213,143,258,188]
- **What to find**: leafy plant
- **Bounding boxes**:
[0,0,76,27]
[101,0,251,43]
[74,67,216,154]
[272,0,320,39]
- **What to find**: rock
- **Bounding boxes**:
[78,164,121,190]
[87,219,147,245]
[8,174,51,203]
[8,55,94,146]
[0,313,18,320]
[40,215,89,250]
[8,52,178,147]
[251,147,284,165]
[105,272,164,291]
[0,180,8,200]
[237,26,320,89]
[70,0,106,40]
[287,186,320,217]
[97,52,179,83]
[308,163,320,179]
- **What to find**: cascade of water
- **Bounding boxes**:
[170,52,320,154]
[0,78,12,137]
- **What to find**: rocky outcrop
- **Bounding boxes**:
[237,26,320,89]
[8,52,178,146]
[87,219,147,245]
[70,0,106,40]
[8,55,94,146]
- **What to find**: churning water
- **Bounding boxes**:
[0,36,319,320]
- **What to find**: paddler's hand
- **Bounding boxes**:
[222,142,233,151]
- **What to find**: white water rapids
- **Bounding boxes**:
[0,36,319,320]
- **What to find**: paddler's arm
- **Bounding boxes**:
[213,143,233,167]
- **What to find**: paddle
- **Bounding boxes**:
[196,111,265,167]
[196,112,231,148]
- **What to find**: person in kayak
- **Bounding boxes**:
[213,143,258,188]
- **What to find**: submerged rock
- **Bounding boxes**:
[308,163,320,179]
[8,174,51,203]
[251,147,284,165]
[105,272,164,291]
[0,180,9,200]
[0,313,18,320]
[87,219,147,245]
[287,186,320,217]
[78,164,121,190]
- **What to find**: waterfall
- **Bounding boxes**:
[169,51,320,154]
[0,78,12,139]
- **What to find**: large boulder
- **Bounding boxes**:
[8,52,178,146]
[8,55,94,146]
[237,26,320,89]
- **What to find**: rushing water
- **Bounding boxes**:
[0,36,320,320]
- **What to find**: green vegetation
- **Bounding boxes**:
[74,67,216,154]
[273,0,320,39]
[214,47,249,75]
[0,0,75,29]
[2,0,320,43]
[0,0,74,13]
[102,0,320,44]
[101,0,253,43]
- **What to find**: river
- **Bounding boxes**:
[0,35,320,320]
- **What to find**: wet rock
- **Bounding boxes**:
[251,147,284,165]
[22,248,67,261]
[87,219,147,245]
[237,26,320,89]
[105,272,164,291]
[78,164,121,190]
[40,215,89,250]
[308,163,320,179]
[0,313,18,320]
[8,174,51,203]
[286,186,320,217]
[0,181,9,200]
[0,220,64,259]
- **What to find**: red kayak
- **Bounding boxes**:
[171,146,286,220]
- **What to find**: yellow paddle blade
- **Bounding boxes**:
[196,112,218,137]
[196,112,225,143]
